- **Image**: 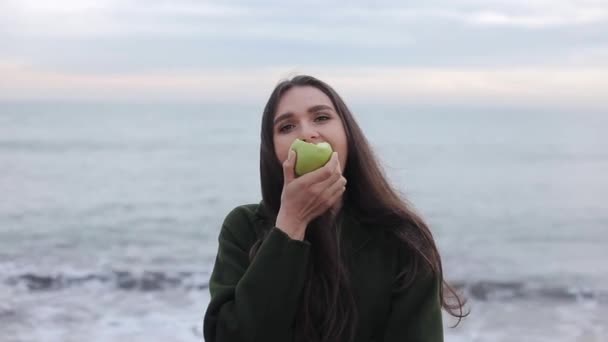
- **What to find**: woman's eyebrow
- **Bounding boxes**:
[274,105,334,126]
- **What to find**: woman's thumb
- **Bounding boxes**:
[283,150,296,183]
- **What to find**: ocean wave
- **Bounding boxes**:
[3,270,209,292]
[453,280,603,302]
[2,271,606,303]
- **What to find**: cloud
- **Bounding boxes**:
[1,0,607,104]
[1,1,416,49]
[4,0,608,39]
[341,2,608,28]
[466,8,608,28]
[2,61,606,109]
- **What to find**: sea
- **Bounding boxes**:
[0,102,606,342]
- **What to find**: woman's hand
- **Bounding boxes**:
[275,150,347,240]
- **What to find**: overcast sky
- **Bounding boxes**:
[1,0,607,108]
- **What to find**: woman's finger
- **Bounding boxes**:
[324,179,347,207]
[282,149,296,185]
[311,166,342,194]
[321,176,347,202]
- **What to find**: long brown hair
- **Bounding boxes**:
[251,75,468,342]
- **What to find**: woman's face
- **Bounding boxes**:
[273,85,348,174]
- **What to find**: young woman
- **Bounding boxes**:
[203,75,468,342]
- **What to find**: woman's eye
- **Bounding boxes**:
[278,115,330,133]
[279,124,294,133]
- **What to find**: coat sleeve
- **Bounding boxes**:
[203,206,311,342]
[382,270,444,342]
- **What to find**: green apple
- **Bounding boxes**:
[290,138,333,176]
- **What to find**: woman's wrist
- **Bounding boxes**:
[275,212,307,241]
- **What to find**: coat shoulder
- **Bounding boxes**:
[220,202,270,249]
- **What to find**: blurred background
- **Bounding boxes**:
[1,0,607,341]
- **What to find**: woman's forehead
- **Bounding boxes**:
[275,86,334,116]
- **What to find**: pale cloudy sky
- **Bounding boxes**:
[1,0,607,108]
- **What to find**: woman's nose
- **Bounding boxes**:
[299,122,320,143]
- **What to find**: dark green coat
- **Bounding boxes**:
[203,203,444,342]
